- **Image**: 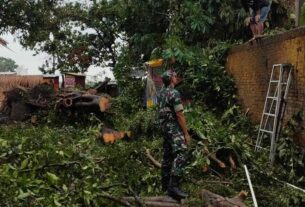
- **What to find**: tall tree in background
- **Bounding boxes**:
[0,57,18,72]
[0,1,119,74]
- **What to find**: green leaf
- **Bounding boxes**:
[84,190,91,195]
[206,158,210,165]
[148,185,152,193]
[54,198,62,207]
[0,138,8,147]
[20,158,29,169]
[62,184,68,192]
[17,189,31,200]
[46,172,60,184]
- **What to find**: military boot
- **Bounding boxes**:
[161,175,170,192]
[167,176,188,200]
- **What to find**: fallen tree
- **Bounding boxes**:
[0,84,111,121]
[55,91,110,114]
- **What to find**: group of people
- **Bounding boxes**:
[157,0,272,201]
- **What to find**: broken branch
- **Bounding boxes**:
[144,147,161,168]
[19,161,82,172]
[99,193,132,207]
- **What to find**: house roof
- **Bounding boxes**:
[43,75,59,78]
[108,80,117,85]
[0,72,17,75]
[43,74,59,78]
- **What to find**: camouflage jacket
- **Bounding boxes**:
[157,86,184,131]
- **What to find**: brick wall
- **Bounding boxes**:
[226,26,305,144]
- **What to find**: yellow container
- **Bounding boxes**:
[146,99,154,107]
[146,59,164,68]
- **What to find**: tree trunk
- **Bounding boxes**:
[122,196,185,207]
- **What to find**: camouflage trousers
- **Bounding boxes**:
[161,126,188,179]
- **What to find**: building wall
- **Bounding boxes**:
[226,27,305,145]
[64,74,86,89]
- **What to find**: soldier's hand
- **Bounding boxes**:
[184,133,191,146]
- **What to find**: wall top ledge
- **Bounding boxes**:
[229,26,305,54]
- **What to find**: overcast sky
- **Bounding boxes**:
[0,0,114,79]
[0,33,114,80]
[0,33,48,74]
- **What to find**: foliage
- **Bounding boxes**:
[2,102,305,206]
[183,105,305,207]
[0,0,293,76]
[0,1,301,206]
[0,121,165,207]
[185,105,253,163]
[0,57,18,72]
[274,111,305,184]
[180,42,236,110]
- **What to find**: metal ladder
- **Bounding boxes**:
[255,63,293,164]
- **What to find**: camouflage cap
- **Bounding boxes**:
[161,70,176,83]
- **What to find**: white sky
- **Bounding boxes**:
[0,33,47,74]
[0,0,114,80]
[0,33,114,80]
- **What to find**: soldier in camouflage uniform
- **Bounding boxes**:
[158,70,191,200]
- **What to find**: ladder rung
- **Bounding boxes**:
[263,113,276,117]
[259,129,273,134]
[267,96,278,99]
[270,80,280,83]
[273,63,291,67]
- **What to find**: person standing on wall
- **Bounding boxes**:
[242,0,272,41]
